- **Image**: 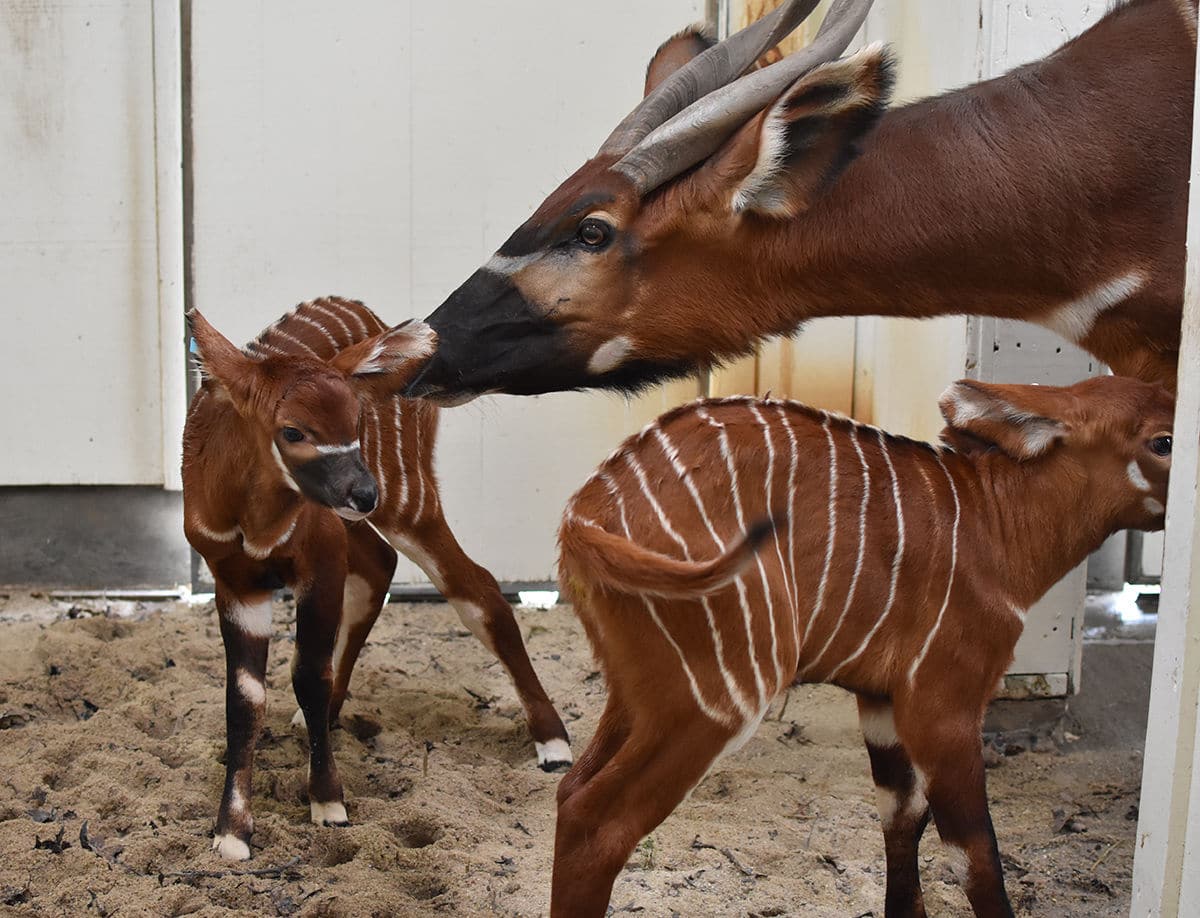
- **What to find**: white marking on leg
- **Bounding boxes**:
[1145,496,1166,515]
[236,669,266,707]
[587,336,633,375]
[944,843,971,886]
[695,408,771,710]
[212,833,251,861]
[1127,460,1151,492]
[535,737,574,768]
[383,531,448,594]
[907,456,961,685]
[225,598,273,639]
[270,443,301,494]
[800,414,839,653]
[804,424,871,679]
[875,785,901,830]
[310,800,348,826]
[332,573,376,683]
[859,704,900,748]
[1035,271,1145,343]
[827,430,906,681]
[909,765,929,819]
[449,599,496,653]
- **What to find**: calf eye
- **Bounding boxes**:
[1149,435,1172,457]
[282,427,305,443]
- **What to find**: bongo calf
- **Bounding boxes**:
[555,375,1174,918]
[183,298,571,861]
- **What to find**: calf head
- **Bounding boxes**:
[187,310,436,520]
[938,376,1175,532]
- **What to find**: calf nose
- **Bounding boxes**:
[348,480,378,514]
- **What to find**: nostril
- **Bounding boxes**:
[349,482,378,512]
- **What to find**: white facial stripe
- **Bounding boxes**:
[314,439,360,455]
[225,598,273,638]
[1036,270,1146,343]
[271,443,301,493]
[1127,460,1152,492]
[587,336,634,375]
[484,252,541,276]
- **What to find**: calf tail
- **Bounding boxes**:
[560,516,775,599]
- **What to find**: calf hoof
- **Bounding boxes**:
[212,832,251,861]
[311,800,349,827]
[536,737,573,772]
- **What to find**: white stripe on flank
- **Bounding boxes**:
[411,414,426,521]
[750,404,787,684]
[774,407,802,654]
[369,408,386,507]
[644,436,758,720]
[587,486,733,727]
[314,439,361,455]
[804,424,871,679]
[827,430,906,681]
[625,453,691,556]
[307,302,354,342]
[800,413,839,653]
[908,455,962,685]
[394,399,410,511]
[696,408,769,710]
[291,312,342,351]
[270,328,323,358]
[336,301,370,338]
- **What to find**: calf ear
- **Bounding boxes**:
[329,320,437,392]
[187,309,257,411]
[644,23,717,96]
[938,381,1070,461]
[719,42,894,218]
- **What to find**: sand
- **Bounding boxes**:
[0,591,1143,916]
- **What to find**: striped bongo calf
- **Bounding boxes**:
[183,298,570,861]
[554,375,1174,918]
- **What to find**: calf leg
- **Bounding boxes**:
[857,695,931,918]
[384,518,571,770]
[552,716,734,918]
[212,586,273,860]
[292,575,349,826]
[895,702,1012,918]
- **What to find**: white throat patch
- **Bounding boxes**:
[587,336,633,375]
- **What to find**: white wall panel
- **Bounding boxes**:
[190,1,704,582]
[0,2,161,484]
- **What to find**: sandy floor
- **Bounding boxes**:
[0,592,1144,917]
